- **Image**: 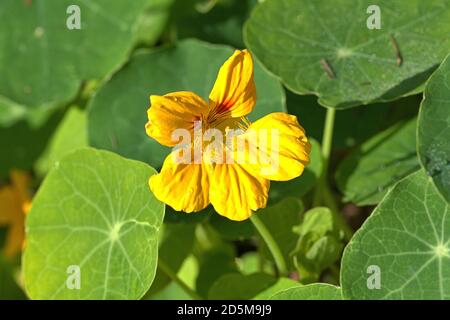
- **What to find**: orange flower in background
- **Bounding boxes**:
[145,50,311,221]
[0,170,31,257]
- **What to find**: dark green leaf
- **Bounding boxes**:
[245,0,450,108]
[418,55,450,203]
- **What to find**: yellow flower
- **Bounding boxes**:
[0,170,31,257]
[145,50,311,221]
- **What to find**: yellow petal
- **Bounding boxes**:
[235,112,311,181]
[149,148,211,213]
[210,163,269,221]
[0,186,17,223]
[146,91,208,147]
[0,170,30,258]
[208,50,256,120]
[10,170,31,206]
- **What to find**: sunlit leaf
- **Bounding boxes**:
[341,170,450,299]
[23,148,165,299]
[270,284,342,300]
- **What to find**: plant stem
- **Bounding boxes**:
[158,259,201,300]
[313,108,353,240]
[250,214,288,276]
[321,107,336,170]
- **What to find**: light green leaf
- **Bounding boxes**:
[0,0,167,123]
[23,148,165,299]
[418,55,450,203]
[341,170,450,299]
[253,278,300,300]
[134,0,173,46]
[88,38,286,168]
[237,252,273,275]
[0,95,27,127]
[245,0,450,108]
[292,207,344,281]
[35,106,88,177]
[336,117,420,205]
[208,273,276,300]
[269,284,342,300]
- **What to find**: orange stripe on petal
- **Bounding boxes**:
[208,50,256,120]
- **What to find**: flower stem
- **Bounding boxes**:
[313,107,353,240]
[321,107,336,169]
[250,214,288,276]
[158,259,201,300]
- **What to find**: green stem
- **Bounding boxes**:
[321,107,336,170]
[250,214,288,276]
[313,108,353,240]
[158,259,201,300]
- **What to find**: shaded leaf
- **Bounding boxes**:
[245,0,450,108]
[418,54,450,203]
[208,272,276,300]
[0,0,166,122]
[336,117,420,205]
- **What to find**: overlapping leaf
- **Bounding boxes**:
[418,55,450,203]
[336,117,420,205]
[0,0,169,124]
[245,0,450,108]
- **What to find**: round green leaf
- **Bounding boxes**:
[336,117,420,205]
[23,148,165,299]
[270,284,342,300]
[0,0,167,121]
[418,55,450,203]
[245,0,450,108]
[341,170,450,299]
[35,106,88,177]
[88,39,286,168]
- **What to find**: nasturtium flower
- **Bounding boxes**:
[145,50,311,221]
[0,170,31,257]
